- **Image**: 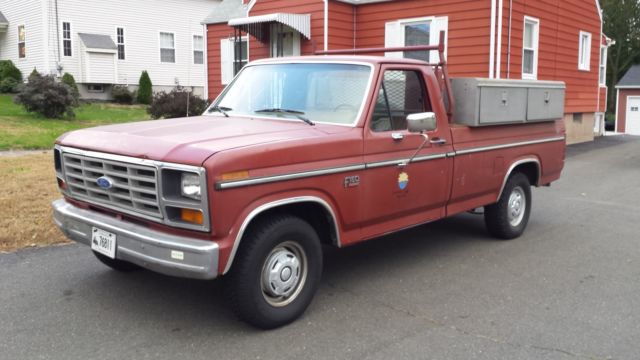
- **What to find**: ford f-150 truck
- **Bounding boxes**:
[52,34,565,328]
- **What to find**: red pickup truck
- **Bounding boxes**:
[52,37,565,328]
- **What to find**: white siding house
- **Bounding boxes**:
[0,0,215,99]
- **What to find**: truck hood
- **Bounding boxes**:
[57,116,345,166]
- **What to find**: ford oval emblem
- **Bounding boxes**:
[96,176,114,190]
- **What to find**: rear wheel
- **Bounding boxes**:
[224,215,322,329]
[484,172,532,239]
[93,252,141,272]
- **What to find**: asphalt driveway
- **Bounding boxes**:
[1,135,639,360]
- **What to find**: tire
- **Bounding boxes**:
[93,252,141,272]
[484,172,532,240]
[224,215,323,329]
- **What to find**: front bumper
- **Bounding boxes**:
[52,199,219,280]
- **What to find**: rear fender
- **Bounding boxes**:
[497,158,541,201]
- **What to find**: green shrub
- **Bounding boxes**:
[137,71,152,104]
[111,85,135,104]
[61,73,80,103]
[15,74,77,118]
[28,68,41,82]
[0,77,19,93]
[0,60,23,82]
[148,87,208,119]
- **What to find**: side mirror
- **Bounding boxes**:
[407,112,437,133]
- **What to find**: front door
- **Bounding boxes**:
[361,66,453,239]
[626,96,640,135]
[270,24,301,57]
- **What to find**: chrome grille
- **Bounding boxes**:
[62,153,162,218]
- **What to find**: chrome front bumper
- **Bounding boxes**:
[52,199,219,280]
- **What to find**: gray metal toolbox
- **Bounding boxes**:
[451,78,566,126]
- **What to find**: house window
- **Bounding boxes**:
[193,35,204,65]
[116,27,125,60]
[384,16,448,63]
[220,37,248,85]
[62,22,72,57]
[522,16,539,79]
[579,31,592,71]
[87,84,104,93]
[573,113,583,123]
[18,25,26,58]
[403,22,430,62]
[233,38,248,74]
[159,32,175,63]
[599,46,607,85]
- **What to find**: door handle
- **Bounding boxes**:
[430,137,447,145]
[391,132,404,141]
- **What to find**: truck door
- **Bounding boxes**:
[361,66,453,238]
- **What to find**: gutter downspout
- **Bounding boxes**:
[203,23,208,101]
[55,0,60,64]
[324,0,328,51]
[596,5,604,135]
[506,0,513,78]
[496,0,504,79]
[489,0,497,78]
[41,0,50,74]
[353,5,356,49]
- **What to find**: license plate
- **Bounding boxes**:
[91,227,116,259]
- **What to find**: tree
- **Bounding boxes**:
[602,0,640,112]
[61,73,80,104]
[28,68,41,82]
[137,71,152,104]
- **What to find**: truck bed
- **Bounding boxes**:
[446,120,565,216]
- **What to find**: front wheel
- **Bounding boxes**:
[224,215,323,329]
[484,172,532,239]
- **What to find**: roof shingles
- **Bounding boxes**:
[617,65,640,88]
[202,0,247,24]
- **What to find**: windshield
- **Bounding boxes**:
[207,63,372,125]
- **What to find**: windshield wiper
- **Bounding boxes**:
[208,105,232,117]
[254,108,315,126]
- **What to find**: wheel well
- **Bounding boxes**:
[244,202,339,247]
[511,161,540,186]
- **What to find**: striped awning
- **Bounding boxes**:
[228,13,311,41]
[0,11,8,31]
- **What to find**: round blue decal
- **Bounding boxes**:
[96,176,114,190]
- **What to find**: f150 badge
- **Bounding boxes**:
[344,175,360,188]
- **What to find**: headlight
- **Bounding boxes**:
[181,173,201,200]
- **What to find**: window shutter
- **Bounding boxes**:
[384,21,402,58]
[429,16,448,63]
[220,39,233,85]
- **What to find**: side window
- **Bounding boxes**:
[371,70,429,132]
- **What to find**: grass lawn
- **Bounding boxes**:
[0,152,68,252]
[0,94,150,150]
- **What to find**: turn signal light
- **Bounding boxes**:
[180,208,203,225]
[221,170,249,181]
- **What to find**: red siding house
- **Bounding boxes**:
[203,0,609,144]
[615,65,640,135]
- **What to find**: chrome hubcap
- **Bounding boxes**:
[261,241,307,307]
[508,186,526,227]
